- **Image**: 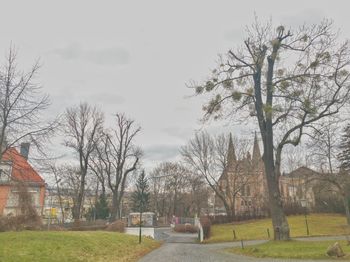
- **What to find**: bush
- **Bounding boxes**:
[68,219,109,231]
[0,213,42,232]
[200,216,211,240]
[106,220,126,233]
[173,223,198,233]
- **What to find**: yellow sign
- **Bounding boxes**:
[50,208,57,217]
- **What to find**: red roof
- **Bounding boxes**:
[2,148,45,185]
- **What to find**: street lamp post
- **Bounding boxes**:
[300,199,309,236]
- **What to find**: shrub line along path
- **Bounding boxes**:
[139,231,348,262]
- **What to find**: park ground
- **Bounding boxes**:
[141,213,350,261]
[0,231,160,262]
[140,236,350,262]
[1,213,349,261]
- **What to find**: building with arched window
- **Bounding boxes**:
[216,133,316,218]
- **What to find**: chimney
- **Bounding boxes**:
[20,142,30,160]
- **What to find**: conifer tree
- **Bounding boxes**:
[339,124,350,171]
[132,170,150,243]
[95,194,109,219]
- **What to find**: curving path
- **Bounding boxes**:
[139,231,346,262]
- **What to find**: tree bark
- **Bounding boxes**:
[255,41,290,240]
[73,184,84,221]
[222,201,234,221]
[264,158,290,240]
[261,127,290,240]
[230,197,236,220]
[139,210,142,244]
[110,192,119,221]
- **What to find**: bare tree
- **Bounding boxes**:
[88,151,108,197]
[183,169,209,216]
[149,164,169,217]
[191,19,350,239]
[58,164,84,221]
[0,46,57,159]
[94,113,141,221]
[48,164,66,224]
[282,145,309,174]
[308,121,350,224]
[150,162,196,217]
[181,132,251,219]
[308,119,341,173]
[63,103,104,221]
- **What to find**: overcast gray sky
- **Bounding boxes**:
[1,0,349,170]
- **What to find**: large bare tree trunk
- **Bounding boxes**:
[264,158,290,240]
[221,200,234,221]
[231,197,236,220]
[262,104,290,239]
[73,186,84,221]
[110,193,119,221]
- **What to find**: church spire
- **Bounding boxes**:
[252,131,261,164]
[227,133,236,167]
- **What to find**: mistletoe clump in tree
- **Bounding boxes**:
[192,18,350,240]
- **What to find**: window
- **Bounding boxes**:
[0,163,11,182]
[288,186,297,197]
[6,192,19,207]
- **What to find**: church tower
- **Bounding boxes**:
[226,133,236,169]
[252,132,262,168]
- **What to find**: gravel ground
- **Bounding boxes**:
[139,232,348,262]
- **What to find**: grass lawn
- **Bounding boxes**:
[228,240,350,260]
[0,231,161,262]
[207,213,349,243]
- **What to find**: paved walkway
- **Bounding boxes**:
[139,232,348,262]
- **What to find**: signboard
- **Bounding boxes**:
[128,212,155,227]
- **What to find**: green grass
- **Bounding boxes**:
[0,231,161,262]
[228,240,350,260]
[207,213,349,243]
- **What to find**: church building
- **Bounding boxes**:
[216,133,315,217]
